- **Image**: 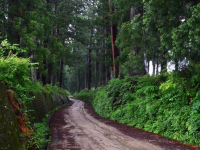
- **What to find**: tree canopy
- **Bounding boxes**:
[0,0,200,93]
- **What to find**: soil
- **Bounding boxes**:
[47,98,200,150]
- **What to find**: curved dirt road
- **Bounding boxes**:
[48,98,200,150]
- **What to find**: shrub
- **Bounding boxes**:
[91,67,200,146]
[73,88,96,102]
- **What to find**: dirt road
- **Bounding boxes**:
[47,98,200,150]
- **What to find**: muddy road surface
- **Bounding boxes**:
[47,98,200,150]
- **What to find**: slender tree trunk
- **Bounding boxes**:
[161,50,168,72]
[77,68,81,92]
[99,43,102,85]
[7,0,20,44]
[37,69,41,82]
[156,59,159,75]
[85,51,88,89]
[95,49,99,88]
[88,48,92,90]
[102,40,106,84]
[105,25,111,83]
[175,58,179,71]
[107,65,111,83]
[1,0,6,39]
[42,60,47,85]
[130,7,139,20]
[153,62,155,75]
[109,0,119,78]
[153,52,155,75]
[87,28,93,90]
[59,59,64,88]
[47,63,52,84]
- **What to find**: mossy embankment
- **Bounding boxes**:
[0,40,70,150]
[0,83,21,149]
[0,81,70,150]
[73,64,200,147]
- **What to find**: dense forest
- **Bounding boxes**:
[1,0,200,148]
[1,0,200,92]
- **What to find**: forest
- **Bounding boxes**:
[1,0,200,149]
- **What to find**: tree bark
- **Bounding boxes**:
[0,0,6,39]
[130,7,139,20]
[161,50,168,72]
[59,59,64,88]
[109,0,119,78]
[95,48,99,88]
[102,40,106,84]
[156,59,159,75]
[87,49,92,89]
[77,68,81,92]
[153,51,155,75]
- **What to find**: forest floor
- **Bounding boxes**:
[47,98,200,150]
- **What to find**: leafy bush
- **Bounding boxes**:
[73,88,96,102]
[0,53,31,86]
[91,65,200,146]
[44,84,70,97]
[0,39,70,149]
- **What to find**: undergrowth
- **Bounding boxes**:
[23,102,70,149]
[73,88,96,102]
[74,64,200,147]
[0,39,70,149]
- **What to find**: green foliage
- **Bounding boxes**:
[0,39,26,56]
[44,84,70,97]
[89,65,200,146]
[73,88,96,102]
[171,3,200,63]
[20,118,49,149]
[114,0,200,75]
[21,102,69,149]
[33,120,50,148]
[0,40,35,105]
[0,54,31,86]
[0,40,70,149]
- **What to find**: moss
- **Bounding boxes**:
[0,81,70,149]
[26,92,66,123]
[0,83,21,150]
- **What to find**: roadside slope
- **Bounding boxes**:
[48,98,200,150]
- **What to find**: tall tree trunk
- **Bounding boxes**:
[59,59,64,88]
[156,59,159,75]
[87,28,93,90]
[153,60,155,75]
[175,58,179,71]
[99,43,102,85]
[106,65,111,83]
[88,47,92,90]
[1,0,6,39]
[95,49,99,88]
[47,63,52,84]
[42,60,47,85]
[109,0,119,78]
[130,7,139,20]
[105,25,111,83]
[161,50,168,72]
[77,68,81,92]
[37,69,41,82]
[8,0,20,44]
[102,40,106,84]
[130,7,146,75]
[85,51,88,89]
[152,51,155,75]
